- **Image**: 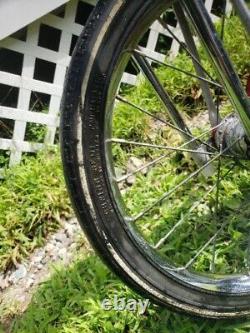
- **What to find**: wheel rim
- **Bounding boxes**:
[103,2,250,294]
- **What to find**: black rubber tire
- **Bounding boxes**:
[60,0,250,318]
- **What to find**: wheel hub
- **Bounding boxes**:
[213,114,250,158]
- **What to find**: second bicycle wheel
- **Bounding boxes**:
[61,0,250,318]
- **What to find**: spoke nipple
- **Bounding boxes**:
[124,216,135,223]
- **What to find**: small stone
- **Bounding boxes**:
[16,294,27,303]
[52,239,59,246]
[70,243,77,250]
[70,218,78,226]
[115,167,124,180]
[120,188,128,196]
[53,242,61,249]
[127,157,147,175]
[65,224,76,238]
[0,275,9,290]
[126,175,136,186]
[41,256,49,265]
[45,243,55,255]
[31,257,41,265]
[54,233,68,243]
[51,255,58,262]
[36,264,43,271]
[32,249,45,263]
[58,248,67,260]
[9,265,27,284]
[25,278,34,288]
[32,266,39,273]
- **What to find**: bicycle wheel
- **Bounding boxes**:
[60,0,250,318]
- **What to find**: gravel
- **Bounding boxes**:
[0,217,83,318]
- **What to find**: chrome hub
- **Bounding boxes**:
[214,114,250,158]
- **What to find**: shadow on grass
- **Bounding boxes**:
[9,254,250,333]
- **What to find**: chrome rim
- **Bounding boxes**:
[104,2,250,293]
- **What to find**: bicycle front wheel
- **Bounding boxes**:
[61,0,250,318]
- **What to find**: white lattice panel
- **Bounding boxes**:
[0,0,231,172]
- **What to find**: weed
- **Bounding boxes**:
[0,147,72,271]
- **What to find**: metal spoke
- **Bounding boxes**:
[109,138,223,156]
[157,17,216,83]
[116,154,166,183]
[170,221,227,272]
[116,94,217,151]
[168,200,241,273]
[125,140,239,222]
[132,52,192,142]
[247,234,250,271]
[131,51,229,174]
[220,1,227,40]
[116,95,189,134]
[117,95,189,135]
[215,92,220,125]
[114,122,226,183]
[154,185,216,250]
[173,1,221,127]
[131,51,227,176]
[231,0,250,35]
[154,162,237,250]
[210,144,223,273]
[134,49,222,89]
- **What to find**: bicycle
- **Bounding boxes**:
[60,0,250,318]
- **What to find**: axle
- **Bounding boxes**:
[213,114,250,158]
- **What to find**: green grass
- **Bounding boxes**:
[6,253,250,333]
[0,147,72,271]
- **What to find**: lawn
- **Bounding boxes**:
[6,253,250,333]
[0,148,72,272]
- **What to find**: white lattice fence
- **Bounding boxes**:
[0,0,231,173]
